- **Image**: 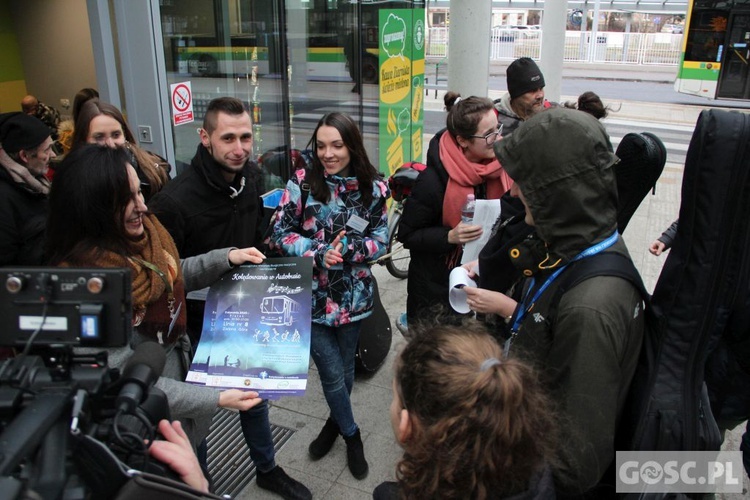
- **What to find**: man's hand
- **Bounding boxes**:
[448,222,482,245]
[218,389,263,411]
[648,240,666,256]
[462,259,479,279]
[464,285,517,317]
[148,420,209,493]
[228,247,265,265]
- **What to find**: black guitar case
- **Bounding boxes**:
[355,276,392,374]
[614,131,667,234]
[622,109,750,460]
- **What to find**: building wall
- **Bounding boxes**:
[0,0,26,112]
[9,0,97,119]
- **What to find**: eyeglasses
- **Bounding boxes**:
[468,123,504,145]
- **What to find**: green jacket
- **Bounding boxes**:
[495,108,645,495]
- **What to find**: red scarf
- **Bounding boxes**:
[439,132,512,228]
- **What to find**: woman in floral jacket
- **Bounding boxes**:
[270,112,389,480]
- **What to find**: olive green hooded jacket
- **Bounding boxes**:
[494,108,645,495]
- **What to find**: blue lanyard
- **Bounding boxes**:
[507,231,620,342]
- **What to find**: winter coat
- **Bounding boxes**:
[0,168,48,266]
[657,219,679,249]
[397,130,490,322]
[77,248,236,450]
[148,144,264,258]
[270,168,389,327]
[494,108,645,495]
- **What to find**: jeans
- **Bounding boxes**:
[239,399,276,473]
[310,321,361,437]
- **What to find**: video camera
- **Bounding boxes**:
[0,267,175,500]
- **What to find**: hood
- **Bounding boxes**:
[494,107,618,267]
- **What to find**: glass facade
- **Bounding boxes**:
[158,0,424,184]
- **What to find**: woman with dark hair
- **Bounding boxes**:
[563,91,614,120]
[398,91,512,327]
[374,322,557,500]
[71,99,170,201]
[269,112,389,480]
[47,144,267,451]
[56,87,100,155]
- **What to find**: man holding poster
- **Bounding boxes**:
[149,97,311,500]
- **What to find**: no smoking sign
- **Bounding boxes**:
[170,81,194,126]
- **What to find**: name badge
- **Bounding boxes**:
[346,215,369,233]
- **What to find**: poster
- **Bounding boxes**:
[378,8,425,177]
[186,257,313,399]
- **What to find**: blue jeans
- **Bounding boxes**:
[239,399,276,473]
[310,321,361,437]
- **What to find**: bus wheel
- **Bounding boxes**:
[362,55,378,84]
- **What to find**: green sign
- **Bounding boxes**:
[379,8,425,176]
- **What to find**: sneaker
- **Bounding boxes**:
[343,428,369,480]
[256,466,312,500]
[396,312,410,339]
[309,417,340,459]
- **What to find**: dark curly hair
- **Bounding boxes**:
[393,322,557,499]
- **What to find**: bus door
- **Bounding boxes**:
[717,12,750,99]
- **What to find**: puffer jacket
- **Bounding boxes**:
[270,168,389,327]
[494,108,645,496]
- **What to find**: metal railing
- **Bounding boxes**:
[427,27,682,66]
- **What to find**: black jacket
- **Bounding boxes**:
[148,145,264,258]
[0,168,48,266]
[397,130,455,322]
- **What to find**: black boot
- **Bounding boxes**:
[308,417,339,459]
[343,428,369,479]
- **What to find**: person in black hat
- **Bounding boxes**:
[494,57,554,137]
[0,112,56,265]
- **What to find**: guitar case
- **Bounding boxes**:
[614,131,667,234]
[355,276,392,374]
[622,109,750,461]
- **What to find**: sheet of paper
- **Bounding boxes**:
[448,266,477,314]
[461,199,501,264]
[186,257,313,399]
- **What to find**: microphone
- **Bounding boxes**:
[115,341,166,414]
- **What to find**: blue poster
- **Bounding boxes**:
[186,257,313,399]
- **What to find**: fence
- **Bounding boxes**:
[427,27,682,66]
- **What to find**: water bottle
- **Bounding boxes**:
[461,194,476,223]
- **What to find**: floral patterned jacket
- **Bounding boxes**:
[270,168,390,327]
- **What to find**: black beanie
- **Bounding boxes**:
[506,57,545,100]
[0,112,51,154]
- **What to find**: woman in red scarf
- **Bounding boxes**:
[46,145,265,451]
[398,92,512,328]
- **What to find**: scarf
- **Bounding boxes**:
[0,149,51,195]
[439,132,512,228]
[61,214,187,345]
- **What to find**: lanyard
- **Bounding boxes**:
[504,231,619,356]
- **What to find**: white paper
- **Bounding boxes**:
[448,267,477,314]
[460,199,501,264]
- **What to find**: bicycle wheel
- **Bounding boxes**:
[385,212,410,280]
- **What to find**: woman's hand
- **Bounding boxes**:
[218,389,263,411]
[448,222,483,245]
[463,286,517,317]
[324,230,346,268]
[462,259,479,279]
[148,420,209,493]
[648,240,666,256]
[229,247,265,265]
